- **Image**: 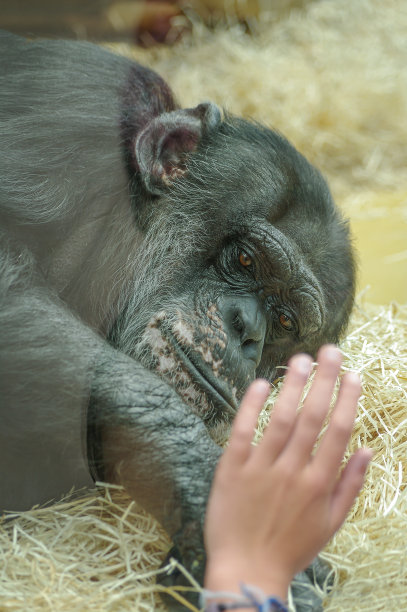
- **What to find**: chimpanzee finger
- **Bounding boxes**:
[280,345,342,467]
[255,354,312,465]
[226,379,271,465]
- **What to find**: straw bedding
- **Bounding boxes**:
[1,1,406,610]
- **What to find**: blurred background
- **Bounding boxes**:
[1,1,311,42]
[2,0,406,305]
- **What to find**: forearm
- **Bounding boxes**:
[89,350,222,535]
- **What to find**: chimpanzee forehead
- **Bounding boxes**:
[173,115,334,231]
[229,221,326,334]
[192,151,331,233]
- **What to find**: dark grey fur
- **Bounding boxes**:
[0,30,354,611]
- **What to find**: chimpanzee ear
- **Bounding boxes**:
[135,102,221,195]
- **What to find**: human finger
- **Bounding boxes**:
[329,448,373,533]
[314,371,361,479]
[256,354,312,464]
[226,379,271,465]
[281,345,342,466]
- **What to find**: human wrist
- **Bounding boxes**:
[204,558,290,603]
[202,583,288,612]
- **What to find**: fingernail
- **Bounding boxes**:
[362,448,374,462]
[345,371,361,385]
[292,355,312,376]
[254,378,270,393]
[357,448,374,472]
[323,345,341,359]
[318,345,343,367]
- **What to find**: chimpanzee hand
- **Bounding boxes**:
[91,349,221,608]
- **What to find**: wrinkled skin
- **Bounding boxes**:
[0,30,354,611]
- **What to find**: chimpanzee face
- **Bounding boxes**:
[120,104,355,436]
[138,224,328,428]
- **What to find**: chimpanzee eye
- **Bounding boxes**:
[239,251,252,268]
[279,312,294,331]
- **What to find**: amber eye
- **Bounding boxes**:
[239,252,252,267]
[279,312,294,331]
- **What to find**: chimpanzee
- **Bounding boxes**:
[0,30,355,611]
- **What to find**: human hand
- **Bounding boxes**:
[204,345,372,601]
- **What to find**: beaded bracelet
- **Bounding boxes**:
[201,583,288,612]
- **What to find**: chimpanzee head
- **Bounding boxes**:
[112,102,355,440]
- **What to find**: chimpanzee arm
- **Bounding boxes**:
[0,238,96,509]
[90,352,222,561]
[0,236,221,561]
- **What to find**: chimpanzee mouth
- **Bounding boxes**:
[161,327,238,420]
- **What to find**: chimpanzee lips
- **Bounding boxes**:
[161,327,238,420]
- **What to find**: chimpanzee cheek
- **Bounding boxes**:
[178,302,255,403]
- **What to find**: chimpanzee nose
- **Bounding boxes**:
[219,295,266,367]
